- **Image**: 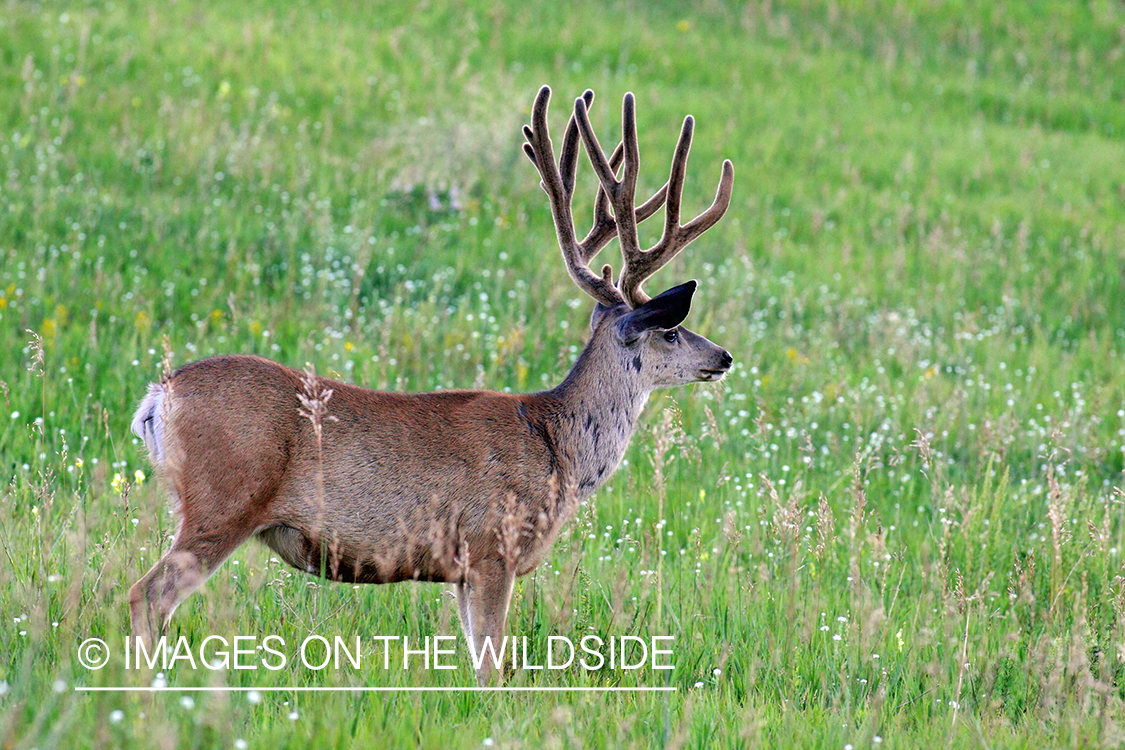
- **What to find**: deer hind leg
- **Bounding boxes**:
[462,561,516,684]
[129,520,257,647]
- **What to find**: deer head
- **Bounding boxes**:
[522,86,735,390]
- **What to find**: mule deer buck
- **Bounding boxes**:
[129,86,734,681]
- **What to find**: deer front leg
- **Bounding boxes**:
[455,581,474,645]
[459,562,515,685]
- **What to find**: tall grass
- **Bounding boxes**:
[2,0,1125,747]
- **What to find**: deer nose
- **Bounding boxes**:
[720,350,733,369]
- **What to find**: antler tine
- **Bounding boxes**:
[636,178,671,223]
[577,143,670,265]
[572,94,620,198]
[573,92,652,308]
[681,158,734,242]
[559,90,594,198]
[617,114,693,307]
[617,112,735,308]
[524,92,599,198]
[523,85,625,308]
[663,115,694,240]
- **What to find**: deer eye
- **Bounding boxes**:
[663,329,679,343]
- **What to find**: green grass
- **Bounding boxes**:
[3,0,1125,747]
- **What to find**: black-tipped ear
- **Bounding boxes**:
[616,280,697,344]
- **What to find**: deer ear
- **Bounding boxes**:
[590,301,620,331]
[616,280,697,344]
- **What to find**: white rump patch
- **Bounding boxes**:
[131,383,167,463]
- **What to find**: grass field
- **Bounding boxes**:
[3,0,1125,747]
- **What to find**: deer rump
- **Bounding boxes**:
[133,354,571,586]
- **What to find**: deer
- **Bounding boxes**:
[128,85,734,682]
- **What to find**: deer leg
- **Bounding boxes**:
[465,562,516,684]
[129,521,255,646]
[455,581,474,646]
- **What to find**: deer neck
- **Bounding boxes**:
[547,337,650,497]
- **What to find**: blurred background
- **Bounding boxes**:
[2,1,1125,748]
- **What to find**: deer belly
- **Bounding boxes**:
[265,468,501,583]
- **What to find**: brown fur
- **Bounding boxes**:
[129,87,734,682]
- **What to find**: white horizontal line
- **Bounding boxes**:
[75,686,675,693]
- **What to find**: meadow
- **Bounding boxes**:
[2,0,1125,747]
